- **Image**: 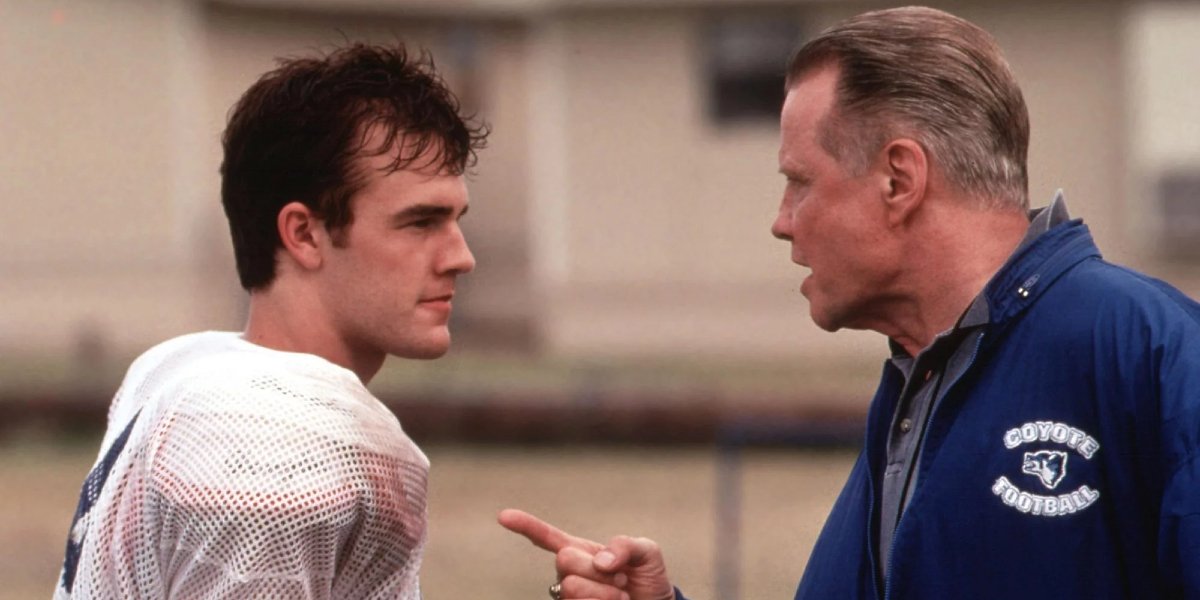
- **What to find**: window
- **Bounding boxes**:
[705,15,802,124]
[1157,169,1200,260]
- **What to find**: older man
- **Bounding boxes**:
[501,6,1200,600]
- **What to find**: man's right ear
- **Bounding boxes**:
[277,201,325,271]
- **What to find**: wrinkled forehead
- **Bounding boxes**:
[778,65,841,155]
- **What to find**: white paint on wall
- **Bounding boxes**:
[1127,2,1200,169]
[526,18,573,290]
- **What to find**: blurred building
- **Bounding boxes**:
[2,0,1199,366]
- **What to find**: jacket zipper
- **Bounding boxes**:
[882,331,985,600]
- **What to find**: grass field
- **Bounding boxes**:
[1,436,855,599]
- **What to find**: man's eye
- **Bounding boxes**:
[409,218,437,229]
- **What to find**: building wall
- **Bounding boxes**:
[4,0,1193,366]
[522,6,875,360]
[533,0,1133,360]
[1126,1,1200,292]
[0,0,212,358]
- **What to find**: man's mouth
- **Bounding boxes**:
[419,293,455,311]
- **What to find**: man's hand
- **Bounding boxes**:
[498,509,676,600]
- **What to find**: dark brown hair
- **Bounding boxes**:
[221,43,489,290]
[787,7,1029,210]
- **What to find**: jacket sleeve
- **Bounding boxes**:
[1154,300,1200,598]
[1160,459,1200,598]
[793,450,876,599]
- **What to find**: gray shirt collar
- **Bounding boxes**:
[889,191,1073,358]
[1016,189,1071,253]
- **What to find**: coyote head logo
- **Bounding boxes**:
[1022,450,1068,490]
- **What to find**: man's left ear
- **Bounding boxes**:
[880,138,928,226]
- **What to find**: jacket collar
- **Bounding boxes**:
[982,193,1102,327]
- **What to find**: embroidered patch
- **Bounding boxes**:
[993,420,1100,517]
[1022,450,1067,490]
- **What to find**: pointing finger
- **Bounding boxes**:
[498,508,599,553]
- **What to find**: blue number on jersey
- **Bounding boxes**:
[59,410,142,592]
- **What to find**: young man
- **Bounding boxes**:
[500,6,1200,600]
[55,43,487,598]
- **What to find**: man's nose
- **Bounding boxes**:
[443,227,476,274]
[770,209,793,242]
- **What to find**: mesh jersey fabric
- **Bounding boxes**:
[54,331,429,599]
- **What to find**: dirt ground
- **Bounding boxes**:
[1,437,855,599]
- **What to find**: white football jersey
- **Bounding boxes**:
[54,331,429,599]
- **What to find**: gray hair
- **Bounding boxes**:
[787,6,1030,211]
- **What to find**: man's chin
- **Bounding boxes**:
[405,343,451,360]
[807,304,844,333]
[811,319,842,333]
[391,331,452,360]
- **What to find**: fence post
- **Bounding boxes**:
[715,433,742,600]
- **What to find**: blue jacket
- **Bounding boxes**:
[795,220,1200,598]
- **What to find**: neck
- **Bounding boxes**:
[242,278,384,384]
[878,203,1029,357]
